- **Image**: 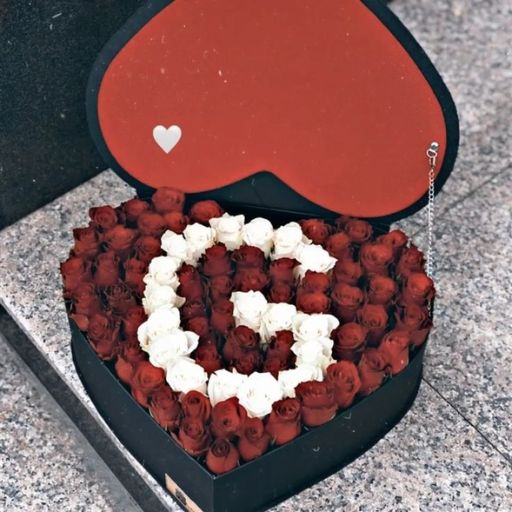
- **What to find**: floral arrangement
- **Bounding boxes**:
[60,187,434,474]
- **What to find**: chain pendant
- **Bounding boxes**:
[426,142,439,278]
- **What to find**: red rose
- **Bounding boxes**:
[70,283,101,329]
[206,439,239,474]
[177,264,204,301]
[181,390,212,422]
[266,330,294,364]
[269,258,297,285]
[296,290,330,314]
[93,251,120,288]
[134,236,162,262]
[104,282,136,315]
[379,330,410,375]
[163,211,189,234]
[356,304,389,346]
[115,337,146,385]
[334,215,351,230]
[89,205,118,230]
[357,348,388,396]
[266,398,302,445]
[325,361,361,409]
[131,361,166,407]
[178,417,211,457]
[151,187,185,214]
[234,268,269,292]
[223,326,260,362]
[344,219,373,244]
[299,219,330,245]
[396,245,425,277]
[60,256,93,294]
[301,271,330,293]
[262,356,287,377]
[234,351,262,375]
[72,227,100,259]
[268,282,293,303]
[121,198,150,223]
[367,275,397,305]
[189,200,224,224]
[331,283,364,322]
[332,322,367,362]
[325,232,352,259]
[401,272,435,306]
[148,386,181,431]
[377,229,409,259]
[232,245,265,270]
[87,313,120,360]
[333,258,363,286]
[123,258,147,295]
[181,300,207,322]
[395,303,432,347]
[295,381,337,427]
[195,344,222,374]
[211,397,247,439]
[238,417,271,461]
[137,212,166,237]
[209,275,234,302]
[210,298,234,335]
[185,316,210,339]
[360,242,394,276]
[103,225,137,258]
[202,244,232,277]
[122,305,146,338]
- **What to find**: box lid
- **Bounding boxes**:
[87,0,458,222]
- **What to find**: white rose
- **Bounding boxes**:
[278,365,324,398]
[272,222,310,259]
[295,243,337,278]
[209,213,245,250]
[143,256,181,289]
[147,329,199,368]
[142,282,185,314]
[259,303,297,343]
[242,218,274,256]
[291,338,334,370]
[236,372,283,418]
[137,306,181,350]
[166,357,208,394]
[161,231,188,264]
[207,369,248,406]
[183,223,216,265]
[292,313,339,343]
[230,291,268,331]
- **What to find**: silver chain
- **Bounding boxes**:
[425,141,439,278]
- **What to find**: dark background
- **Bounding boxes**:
[0,0,141,229]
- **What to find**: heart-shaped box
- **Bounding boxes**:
[73,1,459,510]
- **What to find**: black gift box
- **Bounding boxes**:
[72,0,458,511]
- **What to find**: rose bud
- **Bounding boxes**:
[70,282,101,322]
[377,229,409,259]
[367,275,397,305]
[189,200,224,224]
[181,390,212,422]
[379,330,410,375]
[89,205,118,231]
[210,298,234,335]
[325,232,352,260]
[325,361,361,409]
[60,256,93,294]
[202,244,232,277]
[195,344,223,374]
[344,219,373,244]
[103,225,137,258]
[332,322,367,362]
[206,439,239,474]
[121,198,150,223]
[296,290,330,314]
[301,271,330,293]
[401,272,435,306]
[234,351,262,375]
[151,187,185,214]
[148,386,182,431]
[295,381,337,427]
[234,268,269,292]
[395,303,432,347]
[266,398,302,445]
[209,275,234,302]
[356,304,389,346]
[331,283,364,322]
[134,235,162,262]
[268,282,293,303]
[177,264,204,301]
[104,282,136,315]
[131,361,166,408]
[72,227,100,259]
[333,258,363,286]
[122,305,146,338]
[211,397,247,439]
[88,313,120,360]
[238,417,271,461]
[299,219,331,245]
[181,299,207,322]
[123,258,147,296]
[358,348,389,396]
[263,356,287,378]
[266,330,294,364]
[223,325,260,362]
[185,316,210,339]
[178,417,211,457]
[93,251,120,288]
[163,211,189,234]
[137,211,166,237]
[396,245,426,277]
[115,338,146,385]
[232,245,265,270]
[360,242,394,276]
[269,258,298,285]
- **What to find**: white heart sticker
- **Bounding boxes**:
[153,125,182,153]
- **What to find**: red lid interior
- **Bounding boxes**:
[92,0,457,218]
